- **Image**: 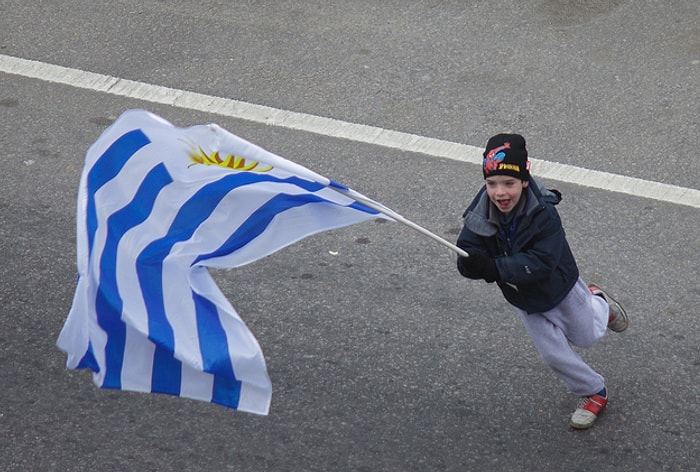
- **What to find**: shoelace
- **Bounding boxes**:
[576,397,592,409]
[576,395,607,413]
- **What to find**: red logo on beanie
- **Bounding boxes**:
[483,142,511,174]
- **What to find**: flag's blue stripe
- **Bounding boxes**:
[348,201,380,214]
[136,172,327,397]
[326,179,381,214]
[193,292,242,408]
[76,341,99,372]
[328,179,349,191]
[86,130,151,254]
[151,345,183,395]
[193,192,338,265]
[212,376,244,409]
[95,163,173,388]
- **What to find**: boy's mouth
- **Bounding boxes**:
[496,199,512,210]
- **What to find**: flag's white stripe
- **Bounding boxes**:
[180,358,215,401]
[85,283,109,387]
[121,324,156,392]
[2,54,698,208]
[75,171,91,275]
[162,258,202,366]
[59,279,92,369]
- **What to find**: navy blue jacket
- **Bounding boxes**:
[456,180,579,314]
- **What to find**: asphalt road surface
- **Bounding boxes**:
[1,1,699,471]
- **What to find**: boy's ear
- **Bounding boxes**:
[522,180,529,187]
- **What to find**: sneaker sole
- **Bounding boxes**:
[608,300,629,332]
[570,419,596,430]
[589,285,629,332]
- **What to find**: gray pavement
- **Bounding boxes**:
[1,1,699,471]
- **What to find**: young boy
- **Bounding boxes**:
[455,133,628,429]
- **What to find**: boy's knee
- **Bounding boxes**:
[568,331,603,349]
[574,338,599,349]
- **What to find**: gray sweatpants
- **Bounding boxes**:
[514,277,609,396]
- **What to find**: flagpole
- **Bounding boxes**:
[327,184,470,258]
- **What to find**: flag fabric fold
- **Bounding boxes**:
[57,109,392,414]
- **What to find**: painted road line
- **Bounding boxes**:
[2,54,699,209]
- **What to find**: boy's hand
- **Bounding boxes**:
[458,253,499,283]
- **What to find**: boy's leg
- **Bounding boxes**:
[551,278,609,349]
[515,278,614,429]
[515,278,608,395]
[515,305,605,396]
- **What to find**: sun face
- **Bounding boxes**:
[187,146,273,172]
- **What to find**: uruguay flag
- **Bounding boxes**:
[57,109,392,414]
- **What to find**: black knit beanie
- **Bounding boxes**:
[482,133,530,181]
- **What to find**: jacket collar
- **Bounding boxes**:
[463,178,552,237]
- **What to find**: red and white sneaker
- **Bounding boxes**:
[589,284,629,332]
[570,392,608,429]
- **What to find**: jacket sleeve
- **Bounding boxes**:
[494,205,566,285]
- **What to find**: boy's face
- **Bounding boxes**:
[485,175,529,215]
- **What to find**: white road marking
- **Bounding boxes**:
[2,54,698,209]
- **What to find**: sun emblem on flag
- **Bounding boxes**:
[187,146,273,172]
